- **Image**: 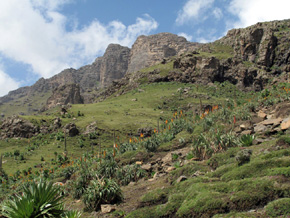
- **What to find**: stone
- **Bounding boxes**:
[141,163,152,171]
[254,124,268,133]
[63,123,79,137]
[176,176,188,183]
[260,118,282,126]
[241,130,252,135]
[135,161,143,165]
[257,110,267,119]
[162,153,172,165]
[240,124,247,130]
[53,117,62,129]
[281,117,290,130]
[165,166,176,173]
[101,204,116,214]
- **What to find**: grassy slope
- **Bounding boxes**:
[1,82,224,175]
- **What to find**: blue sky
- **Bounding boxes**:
[0,0,289,96]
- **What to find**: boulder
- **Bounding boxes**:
[63,123,79,137]
[257,110,267,119]
[101,204,116,214]
[260,118,282,126]
[141,163,152,171]
[176,176,188,183]
[254,124,268,133]
[281,117,290,130]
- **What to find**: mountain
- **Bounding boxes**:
[0,33,198,116]
[1,19,290,116]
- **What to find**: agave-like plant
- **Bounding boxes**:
[240,134,255,147]
[61,210,82,218]
[83,176,123,211]
[1,180,64,218]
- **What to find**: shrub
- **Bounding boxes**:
[235,149,252,166]
[115,164,146,185]
[97,157,118,179]
[265,198,290,217]
[83,177,122,211]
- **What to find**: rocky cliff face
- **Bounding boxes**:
[99,44,130,87]
[127,33,200,73]
[45,84,84,109]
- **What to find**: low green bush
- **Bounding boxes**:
[265,198,290,217]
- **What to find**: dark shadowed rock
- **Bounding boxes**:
[63,123,79,137]
[46,84,84,109]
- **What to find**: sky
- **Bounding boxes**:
[0,0,290,97]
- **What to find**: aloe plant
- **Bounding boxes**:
[1,180,64,218]
[240,134,255,147]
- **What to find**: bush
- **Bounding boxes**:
[235,149,252,166]
[265,198,290,217]
[83,177,122,211]
[97,157,118,178]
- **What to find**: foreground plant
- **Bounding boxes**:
[1,179,64,218]
[1,179,81,218]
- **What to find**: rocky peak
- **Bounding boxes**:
[127,32,201,73]
[99,44,131,88]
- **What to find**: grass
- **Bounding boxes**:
[139,61,174,77]
[0,91,52,117]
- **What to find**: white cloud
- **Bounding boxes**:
[176,0,215,25]
[0,69,20,96]
[229,0,290,28]
[213,8,223,20]
[178,32,193,41]
[0,0,158,79]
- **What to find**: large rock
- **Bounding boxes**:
[0,116,39,138]
[127,33,200,73]
[63,123,79,137]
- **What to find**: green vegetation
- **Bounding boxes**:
[1,179,80,218]
[1,68,290,217]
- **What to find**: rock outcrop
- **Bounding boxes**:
[46,84,84,109]
[0,116,39,138]
[127,33,200,73]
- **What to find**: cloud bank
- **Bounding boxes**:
[0,0,158,96]
[229,0,290,28]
